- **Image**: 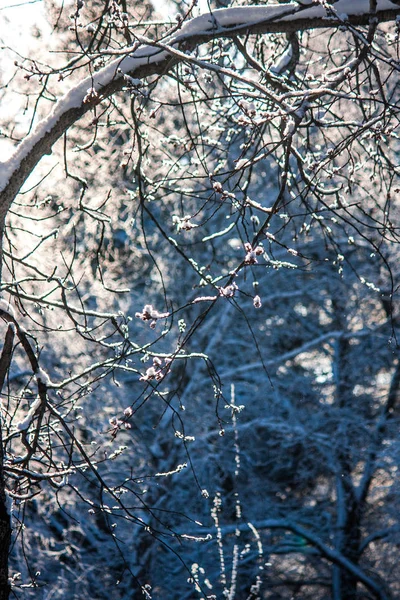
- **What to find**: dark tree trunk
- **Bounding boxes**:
[0,499,10,600]
[0,320,14,600]
[338,506,362,599]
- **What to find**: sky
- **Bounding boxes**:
[0,0,47,53]
[0,0,212,161]
[0,0,50,160]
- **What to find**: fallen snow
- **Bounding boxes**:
[0,298,15,318]
[280,0,399,20]
[176,3,298,36]
[16,396,41,432]
[174,0,400,32]
[270,44,294,75]
[0,0,399,193]
[35,367,52,386]
[0,43,163,193]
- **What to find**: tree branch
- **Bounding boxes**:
[181,519,390,599]
[0,1,399,216]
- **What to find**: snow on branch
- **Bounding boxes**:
[0,0,399,209]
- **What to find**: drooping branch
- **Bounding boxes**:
[0,0,399,218]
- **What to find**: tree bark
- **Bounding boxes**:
[0,322,14,600]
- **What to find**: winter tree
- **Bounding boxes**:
[0,0,400,598]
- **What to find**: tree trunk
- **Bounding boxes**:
[337,508,362,599]
[332,296,361,599]
[0,262,14,599]
[0,500,10,600]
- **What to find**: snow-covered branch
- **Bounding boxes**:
[0,1,399,216]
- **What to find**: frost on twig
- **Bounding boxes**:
[0,299,15,319]
[34,367,53,387]
[16,397,42,432]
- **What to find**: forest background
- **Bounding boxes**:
[0,0,400,598]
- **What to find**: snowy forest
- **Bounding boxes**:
[1,0,400,598]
